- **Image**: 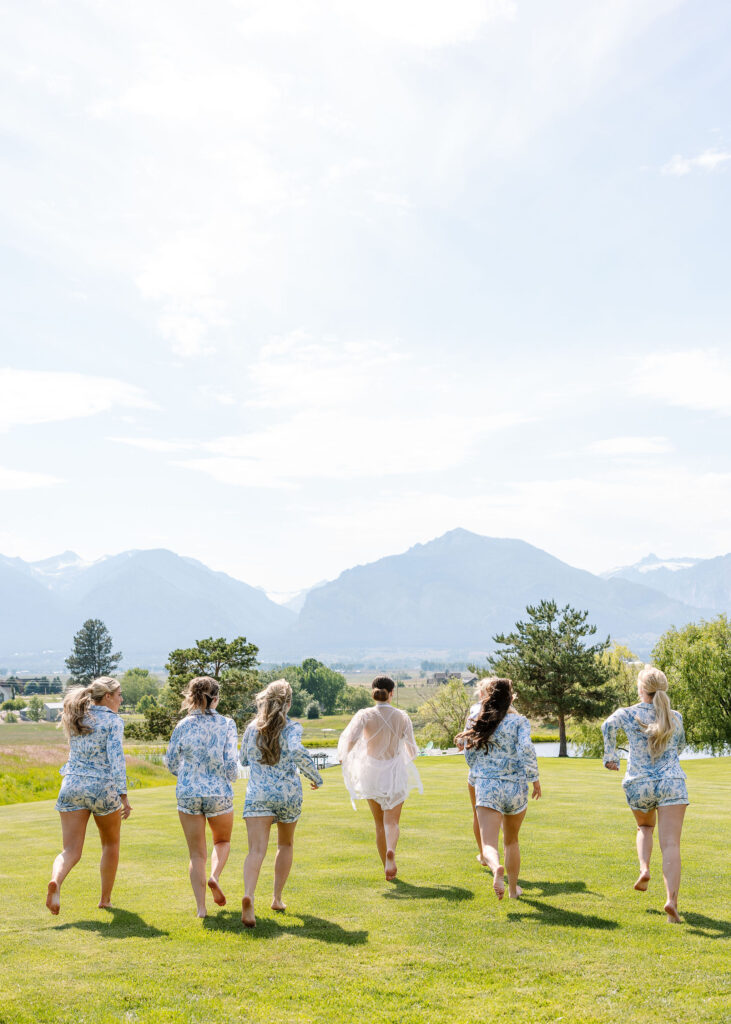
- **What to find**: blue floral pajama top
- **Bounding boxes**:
[165,709,240,816]
[602,702,688,811]
[240,719,323,822]
[463,713,539,816]
[56,705,127,814]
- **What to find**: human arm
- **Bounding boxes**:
[336,710,365,762]
[602,707,629,770]
[289,724,323,787]
[516,717,539,783]
[401,713,419,762]
[163,723,183,776]
[223,718,240,781]
[239,725,250,767]
[675,712,686,756]
[107,716,128,796]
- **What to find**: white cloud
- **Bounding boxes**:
[631,349,731,415]
[0,370,154,431]
[662,149,731,176]
[0,466,61,490]
[347,0,517,48]
[587,436,672,456]
[109,437,193,454]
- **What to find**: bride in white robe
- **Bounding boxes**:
[338,677,422,880]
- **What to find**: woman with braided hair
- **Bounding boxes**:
[456,677,540,901]
[239,679,323,927]
[46,676,131,915]
[602,666,688,923]
[165,675,239,917]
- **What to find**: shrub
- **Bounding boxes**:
[1,699,26,711]
[4,711,17,723]
[306,701,321,719]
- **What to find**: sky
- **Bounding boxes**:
[1,0,730,598]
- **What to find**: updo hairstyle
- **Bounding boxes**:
[371,676,395,703]
[181,676,220,715]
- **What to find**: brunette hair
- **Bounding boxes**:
[456,677,513,752]
[61,676,120,738]
[254,679,291,765]
[637,666,676,758]
[181,676,220,715]
[371,676,395,703]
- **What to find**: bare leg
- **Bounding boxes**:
[178,812,209,917]
[631,809,656,891]
[94,810,122,908]
[502,809,526,899]
[384,804,404,881]
[47,809,90,914]
[476,807,504,898]
[272,821,297,910]
[657,804,686,923]
[207,811,233,906]
[242,816,274,927]
[468,784,489,865]
[367,800,387,867]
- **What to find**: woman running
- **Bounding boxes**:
[165,676,239,917]
[239,679,323,927]
[338,676,422,881]
[602,665,688,924]
[46,676,131,915]
[456,677,540,900]
[458,678,499,866]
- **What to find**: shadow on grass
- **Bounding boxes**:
[518,879,601,898]
[646,909,731,938]
[55,908,168,939]
[383,879,473,902]
[203,911,368,945]
[506,883,617,930]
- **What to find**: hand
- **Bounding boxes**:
[531,780,541,800]
[310,782,320,790]
[604,761,619,772]
[121,797,132,819]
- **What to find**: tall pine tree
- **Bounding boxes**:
[65,619,122,686]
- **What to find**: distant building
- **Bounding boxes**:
[43,702,64,722]
[0,682,16,702]
[460,672,479,687]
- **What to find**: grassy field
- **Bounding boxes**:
[0,758,728,1024]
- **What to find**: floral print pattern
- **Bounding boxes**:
[602,702,688,811]
[240,719,322,823]
[56,705,127,814]
[462,713,539,815]
[165,709,239,816]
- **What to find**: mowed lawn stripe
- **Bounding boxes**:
[0,758,728,1024]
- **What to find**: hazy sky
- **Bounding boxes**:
[1,0,730,596]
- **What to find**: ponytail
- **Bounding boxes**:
[61,676,119,737]
[638,666,675,758]
[254,679,291,765]
[456,677,513,752]
[181,676,219,715]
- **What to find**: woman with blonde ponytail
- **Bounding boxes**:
[238,679,323,927]
[46,677,131,915]
[602,666,689,923]
[164,676,239,917]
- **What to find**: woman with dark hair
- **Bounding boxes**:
[165,676,239,917]
[338,676,422,881]
[456,677,540,900]
[239,679,323,927]
[46,676,131,915]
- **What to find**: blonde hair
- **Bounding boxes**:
[181,676,219,714]
[61,676,120,737]
[638,666,675,758]
[253,679,291,766]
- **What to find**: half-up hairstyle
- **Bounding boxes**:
[638,666,675,758]
[254,679,292,765]
[456,677,514,752]
[61,676,120,738]
[181,676,220,715]
[372,676,395,703]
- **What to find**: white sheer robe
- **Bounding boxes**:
[337,704,423,810]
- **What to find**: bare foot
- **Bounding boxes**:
[46,881,60,916]
[196,910,207,918]
[664,900,681,924]
[241,896,256,928]
[98,901,113,910]
[476,853,489,867]
[634,870,650,891]
[207,878,226,906]
[509,885,523,899]
[271,898,286,912]
[493,866,505,900]
[385,850,398,881]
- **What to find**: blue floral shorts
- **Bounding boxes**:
[623,777,689,812]
[474,776,529,816]
[243,784,302,823]
[56,775,122,816]
[177,793,234,817]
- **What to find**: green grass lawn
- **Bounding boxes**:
[0,758,728,1024]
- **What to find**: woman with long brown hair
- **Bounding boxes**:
[46,676,131,915]
[456,677,540,900]
[239,679,323,927]
[602,666,689,923]
[165,676,239,917]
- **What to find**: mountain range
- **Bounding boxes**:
[1,530,728,671]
